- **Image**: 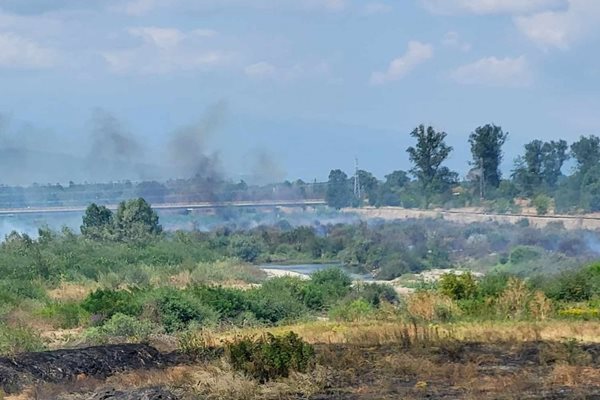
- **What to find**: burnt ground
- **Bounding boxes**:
[313,341,600,399]
[2,341,600,399]
[0,344,180,395]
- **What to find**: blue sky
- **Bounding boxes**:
[0,0,599,184]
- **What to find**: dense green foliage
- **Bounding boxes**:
[227,332,315,382]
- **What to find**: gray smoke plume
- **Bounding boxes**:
[245,149,286,185]
[167,100,227,180]
[86,108,148,181]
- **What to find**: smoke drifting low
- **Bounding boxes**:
[0,101,286,186]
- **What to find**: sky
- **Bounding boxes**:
[0,0,600,184]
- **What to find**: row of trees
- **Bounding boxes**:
[326,124,600,213]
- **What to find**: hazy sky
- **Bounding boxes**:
[0,0,599,183]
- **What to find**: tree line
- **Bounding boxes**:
[326,124,600,214]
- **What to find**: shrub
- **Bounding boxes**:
[532,194,552,215]
[478,273,510,298]
[405,291,460,323]
[351,283,398,306]
[544,270,594,302]
[302,267,352,310]
[247,277,308,323]
[329,299,374,321]
[189,285,253,320]
[227,332,315,383]
[495,278,529,319]
[510,246,543,265]
[38,302,89,329]
[228,236,265,263]
[0,325,46,355]
[152,290,219,332]
[177,330,214,360]
[438,273,478,301]
[81,289,142,319]
[84,313,159,343]
[528,291,553,321]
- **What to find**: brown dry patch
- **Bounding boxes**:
[547,364,600,387]
[47,282,96,302]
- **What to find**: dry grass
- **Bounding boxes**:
[47,282,97,302]
[209,319,600,347]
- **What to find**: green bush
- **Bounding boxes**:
[0,325,46,355]
[81,289,142,319]
[532,194,552,215]
[227,332,315,383]
[248,288,307,324]
[302,267,352,310]
[38,302,89,329]
[439,273,478,301]
[329,299,374,321]
[84,313,159,343]
[151,289,219,332]
[189,285,253,320]
[0,279,48,305]
[510,246,543,265]
[348,283,398,307]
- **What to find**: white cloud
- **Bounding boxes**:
[244,62,277,78]
[370,41,433,85]
[452,55,532,87]
[128,27,184,49]
[421,0,566,15]
[244,60,331,81]
[442,31,471,52]
[514,0,600,49]
[102,26,228,74]
[0,33,56,68]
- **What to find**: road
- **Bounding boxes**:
[0,199,327,216]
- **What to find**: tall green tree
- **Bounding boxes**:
[377,170,412,207]
[469,124,508,189]
[541,140,569,188]
[513,140,570,196]
[81,203,113,240]
[325,169,353,209]
[407,125,456,207]
[114,198,162,241]
[356,170,379,206]
[571,135,600,176]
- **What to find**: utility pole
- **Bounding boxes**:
[354,157,362,201]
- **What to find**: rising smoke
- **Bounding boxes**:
[86,108,148,181]
[0,101,288,186]
[167,100,227,180]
